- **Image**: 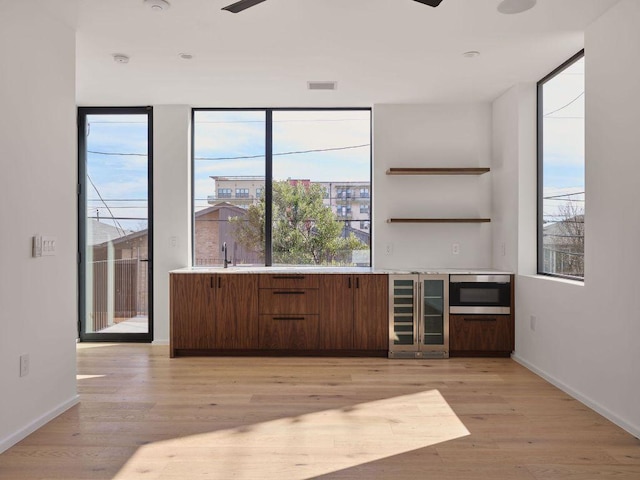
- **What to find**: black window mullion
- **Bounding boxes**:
[265,109,273,266]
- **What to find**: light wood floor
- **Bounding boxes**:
[1,344,639,480]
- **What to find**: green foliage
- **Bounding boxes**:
[229,181,367,265]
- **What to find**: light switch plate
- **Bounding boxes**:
[42,236,57,256]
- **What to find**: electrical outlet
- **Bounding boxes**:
[452,243,460,255]
[385,243,394,256]
[20,354,29,377]
[530,315,537,331]
[169,236,177,248]
[501,243,506,257]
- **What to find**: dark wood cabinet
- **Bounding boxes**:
[214,274,259,350]
[449,314,514,357]
[318,275,354,350]
[258,278,320,350]
[353,274,388,351]
[171,273,258,355]
[318,274,388,353]
[170,274,216,356]
[171,272,388,356]
[259,314,319,350]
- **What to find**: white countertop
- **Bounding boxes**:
[170,266,513,275]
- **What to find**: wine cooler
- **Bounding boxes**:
[388,274,449,358]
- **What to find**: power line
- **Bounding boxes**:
[86,174,127,236]
[195,144,370,161]
[543,191,584,199]
[88,150,147,157]
[88,198,148,202]
[87,143,370,160]
[88,216,148,221]
[544,91,584,117]
[196,118,369,124]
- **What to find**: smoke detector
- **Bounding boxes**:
[462,51,480,58]
[112,54,130,64]
[144,0,171,12]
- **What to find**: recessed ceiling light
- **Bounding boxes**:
[462,51,480,58]
[307,81,337,91]
[179,53,193,60]
[112,54,130,64]
[497,0,536,15]
[144,0,171,12]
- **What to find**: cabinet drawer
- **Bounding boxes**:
[259,274,318,289]
[449,314,514,352]
[259,314,319,350]
[259,288,319,314]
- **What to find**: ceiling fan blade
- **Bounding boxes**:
[413,0,444,6]
[222,0,268,13]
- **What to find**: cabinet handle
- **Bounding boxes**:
[348,277,352,288]
[273,317,305,321]
[356,277,360,289]
[272,275,305,280]
[218,277,221,289]
[210,277,213,289]
[273,291,305,295]
[463,317,497,322]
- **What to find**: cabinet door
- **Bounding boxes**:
[170,274,216,355]
[353,275,388,351]
[318,275,354,350]
[449,314,514,355]
[215,274,259,349]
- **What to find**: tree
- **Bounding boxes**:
[230,181,367,265]
[543,201,584,277]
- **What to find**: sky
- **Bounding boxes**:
[193,109,372,211]
[82,59,584,235]
[84,110,372,236]
[541,56,585,223]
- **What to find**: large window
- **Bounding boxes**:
[538,51,585,279]
[193,109,371,267]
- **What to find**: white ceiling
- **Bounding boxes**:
[57,0,619,106]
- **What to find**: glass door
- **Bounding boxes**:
[78,107,153,342]
[388,275,419,354]
[419,274,449,358]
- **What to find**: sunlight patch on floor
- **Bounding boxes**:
[114,389,469,479]
[76,374,106,380]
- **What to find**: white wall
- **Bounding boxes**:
[152,106,192,344]
[491,84,537,275]
[373,104,493,270]
[0,2,78,452]
[494,0,640,437]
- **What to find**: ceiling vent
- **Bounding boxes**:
[307,81,337,91]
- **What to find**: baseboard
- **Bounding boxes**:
[152,339,169,345]
[0,395,80,454]
[512,353,640,439]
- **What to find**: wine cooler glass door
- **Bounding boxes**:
[389,275,419,352]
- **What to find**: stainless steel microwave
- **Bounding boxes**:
[449,274,511,314]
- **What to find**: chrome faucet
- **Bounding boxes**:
[222,242,230,268]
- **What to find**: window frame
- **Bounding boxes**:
[537,50,585,281]
[191,107,372,268]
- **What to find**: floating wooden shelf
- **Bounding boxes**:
[387,218,491,224]
[386,167,490,175]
